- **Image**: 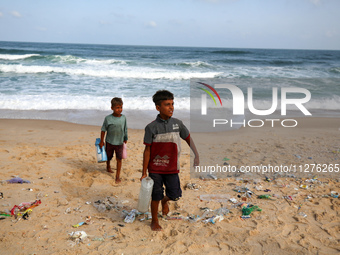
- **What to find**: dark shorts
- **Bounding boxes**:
[106,143,123,160]
[149,173,182,201]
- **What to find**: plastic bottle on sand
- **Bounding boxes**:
[137,177,154,213]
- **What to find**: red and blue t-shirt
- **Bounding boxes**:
[144,115,190,174]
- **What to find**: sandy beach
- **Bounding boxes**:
[0,118,339,255]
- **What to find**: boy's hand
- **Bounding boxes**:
[99,141,104,148]
[140,174,148,181]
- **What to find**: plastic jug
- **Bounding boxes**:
[95,138,107,163]
[122,143,127,159]
[137,177,154,213]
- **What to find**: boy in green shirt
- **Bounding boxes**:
[100,97,128,183]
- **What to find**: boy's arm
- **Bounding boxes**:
[99,131,105,148]
[140,145,150,181]
[185,136,200,167]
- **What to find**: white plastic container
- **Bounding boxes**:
[137,177,154,213]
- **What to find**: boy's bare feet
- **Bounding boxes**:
[161,197,169,216]
[151,220,162,231]
[115,178,121,184]
[107,167,114,173]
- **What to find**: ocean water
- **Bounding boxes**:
[0,41,339,128]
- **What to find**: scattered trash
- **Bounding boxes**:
[72,216,92,228]
[300,184,309,189]
[10,200,41,218]
[294,154,301,159]
[199,194,230,202]
[92,237,105,241]
[207,174,218,180]
[240,215,251,219]
[242,204,262,216]
[298,212,307,218]
[265,176,272,182]
[330,191,339,198]
[124,209,138,223]
[229,198,238,204]
[185,183,201,190]
[0,212,11,220]
[203,215,224,224]
[69,231,88,243]
[214,207,230,216]
[264,189,271,192]
[6,177,31,184]
[257,195,272,199]
[0,192,3,199]
[233,186,249,193]
[222,157,230,161]
[139,212,152,221]
[163,216,185,221]
[93,197,124,212]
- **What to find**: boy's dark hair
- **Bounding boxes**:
[111,97,123,107]
[152,90,174,106]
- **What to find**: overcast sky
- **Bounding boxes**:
[0,0,339,50]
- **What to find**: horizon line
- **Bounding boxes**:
[0,40,339,52]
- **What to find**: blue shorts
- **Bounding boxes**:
[149,173,182,201]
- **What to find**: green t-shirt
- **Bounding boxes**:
[101,114,128,145]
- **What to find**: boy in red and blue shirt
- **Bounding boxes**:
[141,90,199,231]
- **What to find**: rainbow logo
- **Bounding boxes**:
[198,82,223,106]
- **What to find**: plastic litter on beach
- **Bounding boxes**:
[257,195,272,200]
[5,177,31,184]
[93,196,125,212]
[139,212,152,221]
[10,199,41,219]
[203,215,224,224]
[207,174,218,180]
[330,191,339,198]
[72,216,92,228]
[265,176,272,182]
[300,184,309,189]
[0,212,11,220]
[298,212,307,218]
[124,209,138,223]
[241,204,262,216]
[69,231,88,243]
[185,183,201,190]
[199,194,231,202]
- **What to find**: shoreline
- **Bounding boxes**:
[1,110,339,131]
